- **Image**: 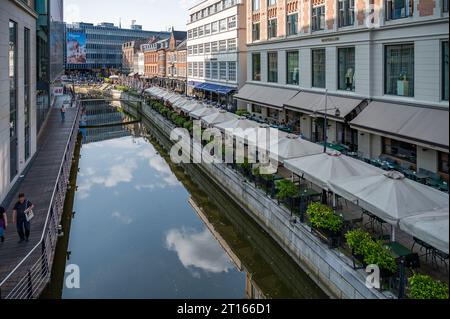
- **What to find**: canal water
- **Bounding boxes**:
[59,100,326,299]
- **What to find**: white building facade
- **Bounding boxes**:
[235,0,449,180]
[187,0,248,106]
[0,0,38,204]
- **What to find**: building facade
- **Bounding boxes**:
[235,0,449,179]
[122,39,149,75]
[36,0,65,134]
[65,22,169,72]
[187,0,248,106]
[166,31,188,92]
[0,0,38,203]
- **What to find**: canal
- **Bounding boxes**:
[51,100,327,299]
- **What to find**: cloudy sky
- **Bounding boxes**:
[64,0,199,31]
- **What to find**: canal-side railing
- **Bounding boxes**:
[0,102,82,299]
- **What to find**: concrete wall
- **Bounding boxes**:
[0,0,37,204]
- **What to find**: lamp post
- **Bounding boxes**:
[314,90,341,153]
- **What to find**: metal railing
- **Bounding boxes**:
[0,101,81,299]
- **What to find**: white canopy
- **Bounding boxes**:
[168,95,183,105]
[173,98,190,109]
[162,92,177,101]
[202,110,238,126]
[284,152,383,191]
[265,134,324,163]
[190,107,220,119]
[329,171,450,226]
[181,102,204,113]
[399,209,449,254]
[233,125,289,148]
[215,117,260,131]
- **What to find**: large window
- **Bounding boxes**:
[268,19,277,38]
[9,20,18,180]
[267,52,278,83]
[382,138,417,164]
[205,61,211,79]
[211,62,219,79]
[252,0,260,11]
[267,0,277,6]
[338,47,355,91]
[287,51,299,85]
[443,41,449,101]
[385,0,414,20]
[228,62,237,81]
[227,38,237,51]
[338,0,354,27]
[312,49,326,88]
[219,19,227,31]
[252,22,260,41]
[385,44,414,97]
[312,5,325,31]
[444,0,449,12]
[228,16,237,29]
[252,53,261,81]
[24,28,31,161]
[287,13,298,36]
[220,62,227,80]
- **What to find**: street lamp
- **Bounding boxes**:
[313,90,341,153]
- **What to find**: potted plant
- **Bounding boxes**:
[407,274,449,299]
[307,202,343,248]
[275,179,299,214]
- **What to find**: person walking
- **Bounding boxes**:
[12,193,34,243]
[0,206,7,243]
[61,105,66,122]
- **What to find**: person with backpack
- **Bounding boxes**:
[12,193,34,243]
[0,206,7,243]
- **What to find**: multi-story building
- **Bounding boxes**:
[235,0,449,179]
[122,39,150,75]
[144,38,168,80]
[166,32,188,93]
[36,0,65,134]
[65,22,169,72]
[0,0,38,204]
[187,0,248,107]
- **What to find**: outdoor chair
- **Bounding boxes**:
[411,237,435,262]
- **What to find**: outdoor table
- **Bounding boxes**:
[339,210,363,231]
[385,242,420,269]
[363,210,388,239]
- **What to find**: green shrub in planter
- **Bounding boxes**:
[408,274,449,299]
[345,229,373,256]
[307,202,343,233]
[236,109,250,117]
[275,179,298,202]
[183,121,193,132]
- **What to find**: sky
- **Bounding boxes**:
[64,0,200,31]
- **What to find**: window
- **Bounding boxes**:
[193,45,198,55]
[252,53,261,81]
[286,51,299,85]
[444,0,449,12]
[198,43,204,54]
[193,27,198,38]
[219,40,227,52]
[220,62,227,80]
[338,47,355,91]
[211,41,218,53]
[438,152,449,174]
[385,0,414,20]
[228,62,237,81]
[9,20,18,180]
[188,30,193,39]
[268,52,278,83]
[205,23,211,35]
[312,49,326,88]
[252,23,260,41]
[443,41,449,101]
[252,0,260,11]
[205,61,211,78]
[228,16,237,29]
[268,19,277,38]
[193,62,198,77]
[338,0,354,27]
[212,21,219,33]
[219,19,227,31]
[287,13,298,36]
[188,62,193,76]
[199,62,204,78]
[382,138,417,164]
[188,46,193,55]
[227,38,237,51]
[312,5,325,31]
[211,62,219,79]
[267,0,277,6]
[385,44,414,97]
[198,26,204,37]
[252,104,262,113]
[205,42,211,54]
[24,28,31,160]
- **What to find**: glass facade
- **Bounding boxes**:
[338,47,355,91]
[312,49,326,88]
[9,20,18,181]
[267,52,278,83]
[24,28,31,161]
[385,44,414,97]
[286,51,299,85]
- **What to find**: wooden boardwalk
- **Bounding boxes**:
[0,96,80,298]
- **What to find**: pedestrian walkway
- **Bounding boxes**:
[0,95,80,298]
